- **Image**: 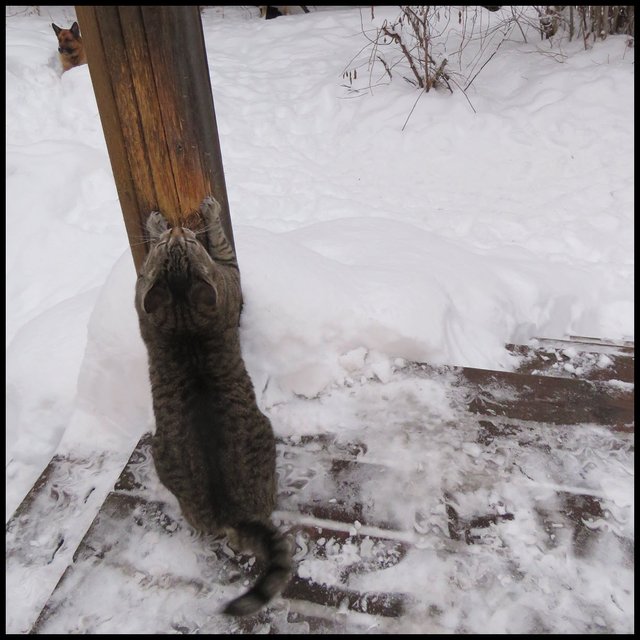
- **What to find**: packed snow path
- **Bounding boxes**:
[7,337,634,634]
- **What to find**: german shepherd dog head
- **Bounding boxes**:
[52,21,87,72]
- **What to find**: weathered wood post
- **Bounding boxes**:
[75,6,235,273]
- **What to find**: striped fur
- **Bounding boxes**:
[135,196,291,616]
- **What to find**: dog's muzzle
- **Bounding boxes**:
[58,47,73,55]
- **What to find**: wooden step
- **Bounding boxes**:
[507,339,633,384]
[8,338,634,634]
[5,448,132,634]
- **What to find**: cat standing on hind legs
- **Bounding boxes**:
[135,196,291,616]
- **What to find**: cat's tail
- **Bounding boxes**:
[222,520,291,616]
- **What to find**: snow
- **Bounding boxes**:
[5,4,633,634]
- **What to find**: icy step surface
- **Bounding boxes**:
[5,449,133,634]
[7,338,634,634]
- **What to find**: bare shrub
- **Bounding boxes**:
[342,6,521,99]
[529,6,634,48]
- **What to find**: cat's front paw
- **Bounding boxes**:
[146,210,170,241]
[200,196,222,224]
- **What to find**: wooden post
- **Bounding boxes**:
[75,6,235,273]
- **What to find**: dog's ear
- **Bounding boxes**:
[70,22,81,38]
[52,23,62,36]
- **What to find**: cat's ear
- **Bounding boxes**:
[146,211,169,243]
[192,279,217,309]
[142,282,168,314]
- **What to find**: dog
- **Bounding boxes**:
[52,21,87,72]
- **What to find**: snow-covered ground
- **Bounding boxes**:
[6,5,634,633]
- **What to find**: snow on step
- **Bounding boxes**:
[9,339,634,634]
[5,450,130,634]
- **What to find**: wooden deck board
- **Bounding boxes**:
[7,338,634,634]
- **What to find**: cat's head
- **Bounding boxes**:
[135,211,221,332]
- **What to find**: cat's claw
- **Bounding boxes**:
[200,196,222,223]
[146,210,170,239]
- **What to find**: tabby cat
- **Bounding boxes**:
[134,196,291,616]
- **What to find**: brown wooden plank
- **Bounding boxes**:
[282,576,406,618]
[14,340,633,633]
[7,451,112,562]
[507,343,634,384]
[75,5,235,273]
[565,335,634,349]
[530,336,634,352]
[73,6,150,270]
[476,417,634,451]
[444,496,515,544]
[279,453,404,530]
[460,366,633,431]
[31,485,410,633]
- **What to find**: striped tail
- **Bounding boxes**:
[222,520,292,617]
